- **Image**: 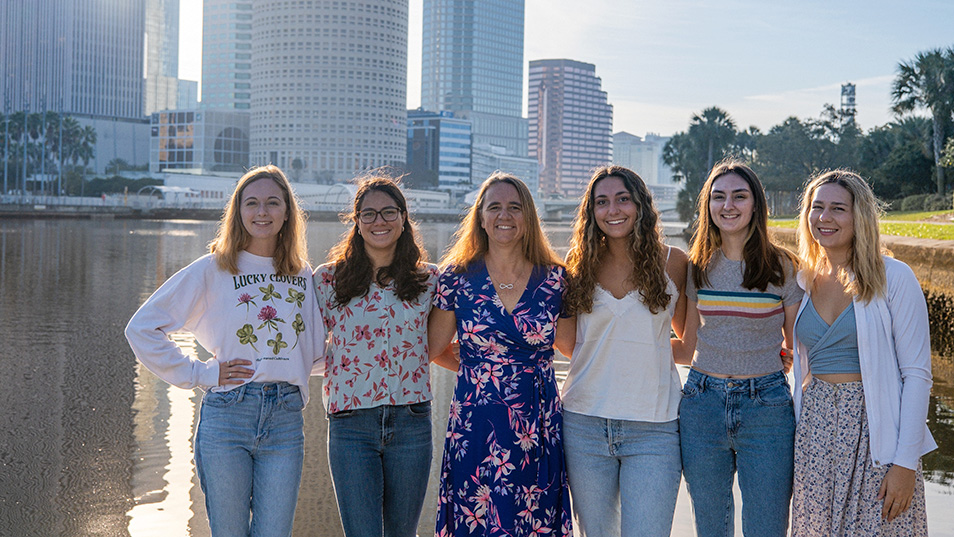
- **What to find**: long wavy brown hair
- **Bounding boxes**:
[440,172,562,272]
[326,176,430,307]
[797,169,888,302]
[209,165,308,276]
[564,166,670,315]
[689,160,797,290]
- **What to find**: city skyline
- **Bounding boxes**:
[179,0,954,137]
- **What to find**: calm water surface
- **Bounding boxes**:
[0,218,951,536]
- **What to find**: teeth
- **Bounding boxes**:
[371,230,389,235]
[607,219,625,224]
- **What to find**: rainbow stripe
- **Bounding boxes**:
[696,289,783,319]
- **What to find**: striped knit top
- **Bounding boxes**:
[686,251,802,376]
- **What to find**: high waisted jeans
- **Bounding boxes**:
[328,402,433,537]
[563,411,681,537]
[194,382,305,537]
[679,369,795,537]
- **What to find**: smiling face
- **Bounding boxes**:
[240,178,288,256]
[592,176,638,241]
[356,189,405,258]
[808,183,854,256]
[479,182,525,248]
[708,172,755,239]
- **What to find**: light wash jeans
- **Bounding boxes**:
[679,369,795,537]
[563,411,681,537]
[327,402,433,537]
[194,382,305,537]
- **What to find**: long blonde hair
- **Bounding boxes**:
[797,169,887,302]
[689,159,797,290]
[564,166,670,315]
[441,172,562,272]
[209,165,309,276]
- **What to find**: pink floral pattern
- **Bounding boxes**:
[434,263,572,537]
[314,263,439,413]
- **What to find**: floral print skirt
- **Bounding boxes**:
[791,378,927,536]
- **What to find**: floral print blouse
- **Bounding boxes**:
[314,263,439,414]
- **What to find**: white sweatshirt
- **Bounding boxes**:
[125,251,326,405]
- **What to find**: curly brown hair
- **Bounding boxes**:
[325,176,430,307]
[689,159,797,291]
[564,166,671,316]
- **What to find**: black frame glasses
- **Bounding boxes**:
[357,206,402,224]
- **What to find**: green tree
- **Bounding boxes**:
[663,106,740,221]
[891,47,954,195]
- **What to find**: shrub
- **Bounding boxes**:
[901,194,930,211]
[923,193,953,211]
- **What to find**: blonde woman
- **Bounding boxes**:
[125,166,325,537]
[791,170,935,535]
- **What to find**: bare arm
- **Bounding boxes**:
[780,303,799,373]
[554,315,576,359]
[428,307,459,371]
[671,299,698,366]
[666,247,689,340]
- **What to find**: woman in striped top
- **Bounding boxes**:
[673,160,802,537]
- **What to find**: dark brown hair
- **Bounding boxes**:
[689,159,797,290]
[326,176,429,307]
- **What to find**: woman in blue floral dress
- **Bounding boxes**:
[428,173,573,537]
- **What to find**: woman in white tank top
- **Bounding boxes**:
[556,166,688,537]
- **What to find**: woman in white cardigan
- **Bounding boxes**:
[791,170,936,535]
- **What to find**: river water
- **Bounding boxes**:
[0,218,951,536]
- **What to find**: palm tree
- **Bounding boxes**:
[689,106,738,173]
[891,47,954,195]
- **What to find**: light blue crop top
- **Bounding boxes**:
[796,297,861,375]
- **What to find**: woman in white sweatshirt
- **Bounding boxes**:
[125,165,325,537]
[791,170,935,535]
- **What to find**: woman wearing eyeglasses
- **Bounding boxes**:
[313,176,448,537]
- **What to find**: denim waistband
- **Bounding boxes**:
[687,369,787,396]
[234,381,300,396]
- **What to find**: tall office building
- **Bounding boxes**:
[249,0,408,182]
[407,109,472,193]
[201,0,253,110]
[0,0,145,120]
[529,59,613,198]
[143,0,180,116]
[421,0,528,158]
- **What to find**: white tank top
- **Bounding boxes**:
[561,263,681,422]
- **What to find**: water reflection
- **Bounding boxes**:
[0,218,951,536]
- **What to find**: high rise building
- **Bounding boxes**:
[528,59,613,198]
[612,131,674,186]
[407,109,472,193]
[201,0,252,110]
[421,0,528,159]
[144,0,180,116]
[0,0,145,120]
[249,0,408,182]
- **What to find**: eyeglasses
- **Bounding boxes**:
[357,206,402,224]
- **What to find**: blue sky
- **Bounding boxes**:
[180,0,954,137]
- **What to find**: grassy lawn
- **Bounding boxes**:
[769,213,954,241]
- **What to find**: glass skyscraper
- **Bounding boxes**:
[529,59,613,198]
[144,0,180,115]
[421,0,528,157]
[0,0,146,120]
[201,0,252,110]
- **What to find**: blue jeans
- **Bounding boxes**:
[327,402,433,537]
[194,382,305,537]
[563,411,681,537]
[679,369,795,537]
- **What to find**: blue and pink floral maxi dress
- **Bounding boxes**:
[434,262,573,537]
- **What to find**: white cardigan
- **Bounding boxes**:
[793,256,937,470]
